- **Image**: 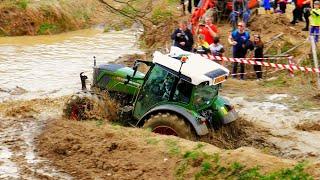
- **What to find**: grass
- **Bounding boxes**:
[281,41,294,54]
[167,0,179,5]
[165,139,181,156]
[262,73,289,88]
[175,148,313,179]
[151,7,173,25]
[37,22,57,35]
[17,0,28,9]
[95,119,104,127]
[146,138,160,145]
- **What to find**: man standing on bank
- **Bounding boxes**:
[171,20,194,52]
[228,21,251,80]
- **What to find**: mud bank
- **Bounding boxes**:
[0,0,106,36]
[37,119,318,179]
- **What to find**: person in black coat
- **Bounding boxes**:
[171,20,194,52]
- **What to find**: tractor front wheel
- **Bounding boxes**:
[63,91,108,121]
[143,113,196,140]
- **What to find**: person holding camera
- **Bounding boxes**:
[197,17,218,45]
[171,20,194,51]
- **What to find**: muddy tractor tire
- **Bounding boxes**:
[63,91,108,121]
[143,113,196,140]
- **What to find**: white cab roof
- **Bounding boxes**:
[153,47,230,85]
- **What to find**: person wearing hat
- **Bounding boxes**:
[310,1,320,42]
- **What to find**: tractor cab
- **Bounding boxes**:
[133,47,236,134]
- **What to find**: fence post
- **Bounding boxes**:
[310,35,320,89]
[288,56,294,77]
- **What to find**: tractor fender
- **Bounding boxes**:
[137,105,209,136]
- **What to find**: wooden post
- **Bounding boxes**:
[310,35,320,89]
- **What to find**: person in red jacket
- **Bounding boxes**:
[197,17,218,45]
[291,0,311,31]
[290,0,304,24]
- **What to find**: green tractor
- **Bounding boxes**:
[64,47,238,139]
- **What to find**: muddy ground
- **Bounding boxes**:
[1,2,320,179]
[0,63,320,178]
[0,93,319,179]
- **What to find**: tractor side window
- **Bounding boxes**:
[142,65,176,101]
[173,79,193,104]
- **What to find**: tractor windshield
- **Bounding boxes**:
[193,84,219,109]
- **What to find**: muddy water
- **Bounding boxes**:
[227,94,320,161]
[0,28,142,102]
[0,28,142,179]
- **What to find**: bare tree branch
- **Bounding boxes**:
[97,0,154,27]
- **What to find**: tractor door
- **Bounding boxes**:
[133,65,177,119]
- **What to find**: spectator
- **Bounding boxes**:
[171,20,194,51]
[291,0,311,31]
[228,21,250,80]
[310,1,320,42]
[273,0,279,12]
[195,34,210,54]
[180,0,200,15]
[197,17,218,45]
[252,34,264,80]
[279,0,287,13]
[230,0,251,29]
[290,0,304,25]
[264,0,272,14]
[301,0,311,31]
[209,36,225,65]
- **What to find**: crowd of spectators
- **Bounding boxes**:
[172,0,320,80]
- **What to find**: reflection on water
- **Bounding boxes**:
[0,29,142,102]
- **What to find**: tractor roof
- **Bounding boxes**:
[153,47,230,86]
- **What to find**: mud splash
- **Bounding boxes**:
[227,94,320,161]
[296,120,320,132]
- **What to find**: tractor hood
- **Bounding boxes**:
[97,64,145,80]
[153,47,229,86]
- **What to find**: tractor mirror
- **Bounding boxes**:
[133,62,141,71]
[132,62,141,78]
[125,75,131,84]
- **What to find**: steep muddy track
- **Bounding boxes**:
[0,117,72,179]
[0,92,318,179]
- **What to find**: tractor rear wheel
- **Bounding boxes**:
[63,91,108,121]
[143,113,196,140]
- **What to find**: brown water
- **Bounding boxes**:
[0,28,142,179]
[0,28,142,102]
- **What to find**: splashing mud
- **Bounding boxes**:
[201,118,280,156]
[296,120,320,132]
[227,94,320,161]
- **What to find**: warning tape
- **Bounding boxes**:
[230,70,267,76]
[203,54,320,74]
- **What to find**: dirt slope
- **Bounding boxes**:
[37,118,318,179]
[0,0,107,36]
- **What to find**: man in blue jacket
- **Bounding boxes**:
[228,21,251,80]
